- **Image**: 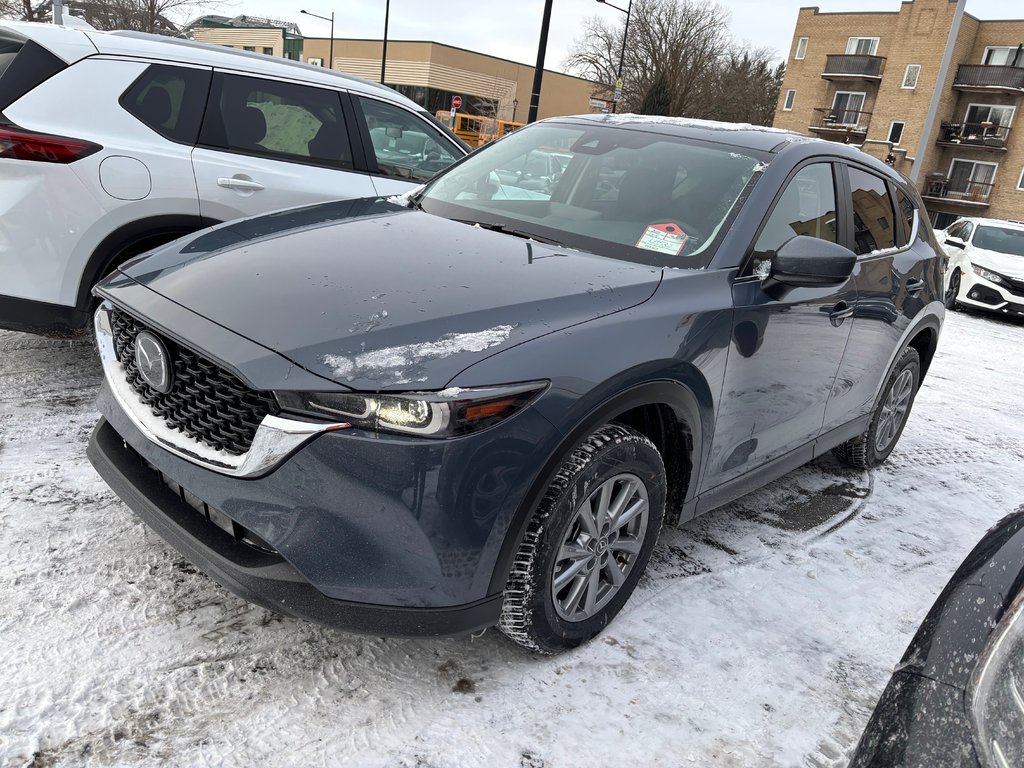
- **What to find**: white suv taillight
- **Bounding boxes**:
[0,122,100,163]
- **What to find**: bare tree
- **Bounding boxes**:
[1,0,211,33]
[566,0,782,125]
[0,0,48,21]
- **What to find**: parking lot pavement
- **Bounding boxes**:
[2,310,1023,768]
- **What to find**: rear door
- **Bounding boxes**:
[823,167,931,430]
[703,161,856,490]
[191,72,376,223]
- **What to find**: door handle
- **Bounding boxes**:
[829,301,855,327]
[217,176,265,191]
[906,278,924,296]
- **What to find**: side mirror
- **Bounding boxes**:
[944,237,966,249]
[768,236,857,288]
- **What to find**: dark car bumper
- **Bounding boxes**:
[88,417,504,636]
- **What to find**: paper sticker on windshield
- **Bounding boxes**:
[636,223,688,255]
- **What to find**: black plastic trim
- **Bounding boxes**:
[87,418,502,637]
[0,292,87,336]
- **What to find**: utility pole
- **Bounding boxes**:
[381,0,391,84]
[527,0,554,123]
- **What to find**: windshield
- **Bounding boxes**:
[418,122,765,268]
[973,225,1024,257]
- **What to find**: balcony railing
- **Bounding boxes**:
[810,107,872,132]
[953,65,1024,94]
[822,54,886,80]
[937,121,1011,149]
[923,174,995,205]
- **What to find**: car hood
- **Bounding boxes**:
[967,246,1024,279]
[116,198,663,390]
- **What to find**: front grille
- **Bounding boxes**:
[110,307,279,456]
[1004,275,1024,297]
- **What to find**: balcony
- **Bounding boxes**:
[936,121,1011,151]
[808,107,872,139]
[953,65,1024,95]
[821,55,886,82]
[922,174,994,207]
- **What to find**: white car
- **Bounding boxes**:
[937,217,1024,318]
[0,22,467,335]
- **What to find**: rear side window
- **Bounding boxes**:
[199,73,353,170]
[848,167,897,255]
[0,32,67,112]
[894,188,917,246]
[120,65,211,145]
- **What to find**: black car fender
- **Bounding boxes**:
[486,378,708,596]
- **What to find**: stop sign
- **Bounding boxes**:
[452,95,463,109]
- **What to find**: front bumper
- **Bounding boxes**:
[87,417,503,636]
[958,271,1024,318]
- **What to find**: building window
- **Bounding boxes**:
[947,159,998,201]
[965,104,1015,128]
[902,64,921,89]
[307,57,323,67]
[795,37,808,60]
[1018,167,1024,191]
[983,46,1022,66]
[242,46,255,52]
[783,89,796,111]
[262,47,273,55]
[846,37,879,56]
[831,91,866,126]
[888,120,905,145]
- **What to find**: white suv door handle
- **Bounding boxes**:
[217,176,265,191]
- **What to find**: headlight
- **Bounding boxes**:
[969,592,1024,768]
[275,381,547,438]
[972,264,1005,284]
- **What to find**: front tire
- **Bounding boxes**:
[498,424,666,653]
[944,270,961,310]
[834,347,920,469]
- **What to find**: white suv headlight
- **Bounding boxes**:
[970,592,1024,768]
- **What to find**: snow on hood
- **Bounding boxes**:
[592,113,798,135]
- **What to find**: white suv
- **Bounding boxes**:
[938,217,1024,319]
[0,22,467,335]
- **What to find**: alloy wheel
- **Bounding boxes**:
[551,473,650,622]
[874,369,914,453]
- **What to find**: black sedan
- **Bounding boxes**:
[851,507,1024,767]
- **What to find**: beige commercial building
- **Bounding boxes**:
[774,0,1024,227]
[301,38,601,123]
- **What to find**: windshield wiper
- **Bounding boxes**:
[457,219,565,247]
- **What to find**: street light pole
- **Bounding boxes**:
[381,0,391,84]
[527,0,554,124]
[597,0,632,113]
[301,9,334,69]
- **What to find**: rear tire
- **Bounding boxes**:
[833,347,920,469]
[498,424,666,653]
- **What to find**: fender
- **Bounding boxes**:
[486,379,707,596]
[875,303,944,397]
[74,215,220,315]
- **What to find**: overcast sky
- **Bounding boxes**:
[231,0,1017,71]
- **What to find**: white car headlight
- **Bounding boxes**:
[972,264,1005,285]
[970,592,1024,768]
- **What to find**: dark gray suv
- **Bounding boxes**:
[87,115,945,653]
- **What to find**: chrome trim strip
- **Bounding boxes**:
[95,302,349,478]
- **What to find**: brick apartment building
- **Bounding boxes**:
[773,0,1024,227]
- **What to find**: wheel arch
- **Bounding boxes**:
[74,215,220,315]
[487,379,708,596]
[905,314,941,381]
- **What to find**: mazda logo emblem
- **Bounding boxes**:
[134,331,172,394]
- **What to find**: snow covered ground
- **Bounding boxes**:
[2,310,1022,768]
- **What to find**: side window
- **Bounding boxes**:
[894,188,917,246]
[848,167,896,255]
[946,221,964,239]
[961,221,975,242]
[356,97,459,183]
[200,74,353,169]
[751,163,837,275]
[120,64,211,144]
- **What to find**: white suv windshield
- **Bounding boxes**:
[418,122,764,268]
[973,225,1024,258]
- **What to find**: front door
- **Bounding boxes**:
[703,162,856,490]
[192,72,377,223]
